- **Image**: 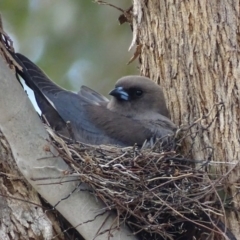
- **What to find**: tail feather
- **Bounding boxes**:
[12,53,68,135]
[15,53,64,96]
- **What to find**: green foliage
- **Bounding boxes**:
[1,0,137,95]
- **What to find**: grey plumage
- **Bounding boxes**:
[13,53,176,146]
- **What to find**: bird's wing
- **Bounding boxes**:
[78,85,109,105]
[81,104,154,146]
[149,116,177,139]
[13,53,112,142]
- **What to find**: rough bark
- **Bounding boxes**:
[132,0,240,238]
[0,132,64,240]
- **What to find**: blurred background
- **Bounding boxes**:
[1,0,137,96]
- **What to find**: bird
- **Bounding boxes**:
[12,53,176,146]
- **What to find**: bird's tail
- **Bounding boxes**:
[9,52,69,133]
[11,53,63,97]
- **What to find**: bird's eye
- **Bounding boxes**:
[128,88,143,99]
[135,89,143,97]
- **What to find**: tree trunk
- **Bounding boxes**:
[0,132,65,240]
[133,0,240,238]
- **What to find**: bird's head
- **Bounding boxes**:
[107,76,170,119]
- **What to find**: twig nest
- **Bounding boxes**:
[47,126,236,240]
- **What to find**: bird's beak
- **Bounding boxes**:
[109,87,129,101]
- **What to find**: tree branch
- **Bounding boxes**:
[0,56,136,240]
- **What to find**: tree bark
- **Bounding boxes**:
[132,0,240,238]
[0,132,64,240]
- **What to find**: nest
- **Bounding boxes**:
[46,124,236,240]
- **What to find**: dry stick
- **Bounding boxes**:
[152,192,223,235]
[204,163,239,239]
[94,0,124,12]
[46,116,236,239]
